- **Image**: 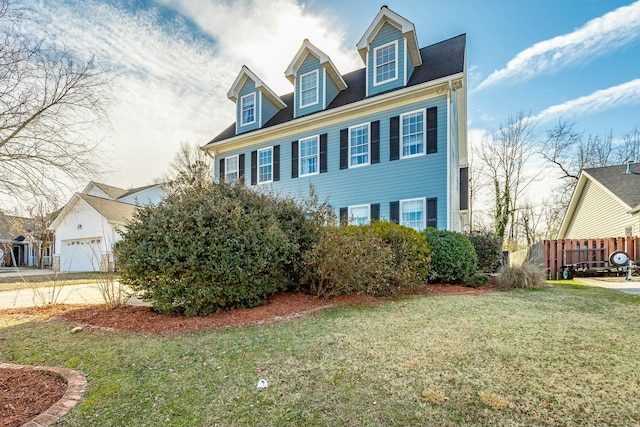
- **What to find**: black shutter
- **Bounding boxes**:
[219,158,225,182]
[371,121,380,164]
[390,116,399,161]
[371,203,380,221]
[238,154,245,184]
[390,201,399,224]
[427,107,437,154]
[320,133,328,173]
[250,150,257,185]
[291,140,299,178]
[427,198,437,228]
[273,145,280,182]
[339,207,348,226]
[459,167,468,210]
[340,128,348,169]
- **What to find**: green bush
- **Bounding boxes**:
[423,228,477,284]
[497,263,547,290]
[465,230,503,273]
[301,225,396,298]
[116,182,312,316]
[364,221,431,288]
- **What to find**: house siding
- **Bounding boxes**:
[216,95,449,228]
[325,71,340,108]
[368,22,405,96]
[118,186,165,205]
[261,94,280,127]
[296,54,323,117]
[564,180,636,238]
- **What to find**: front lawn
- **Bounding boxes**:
[1,284,639,426]
[0,272,119,292]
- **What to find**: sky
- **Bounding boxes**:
[17,0,640,204]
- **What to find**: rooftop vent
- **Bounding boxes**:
[626,161,633,174]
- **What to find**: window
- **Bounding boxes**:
[299,136,319,176]
[225,155,239,183]
[258,147,272,183]
[401,109,425,158]
[300,70,319,108]
[349,123,370,167]
[240,93,256,126]
[349,205,370,226]
[401,198,426,231]
[373,41,397,85]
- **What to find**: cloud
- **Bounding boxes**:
[532,78,640,123]
[18,0,357,193]
[476,1,640,91]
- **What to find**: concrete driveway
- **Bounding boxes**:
[574,276,640,295]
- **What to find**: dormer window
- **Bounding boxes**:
[374,40,398,85]
[240,92,256,126]
[300,70,319,108]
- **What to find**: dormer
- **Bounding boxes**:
[356,6,422,97]
[284,39,347,118]
[227,66,287,134]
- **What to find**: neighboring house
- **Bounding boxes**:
[202,6,469,231]
[0,213,36,267]
[558,162,640,239]
[49,182,165,272]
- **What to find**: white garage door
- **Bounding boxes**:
[60,238,102,272]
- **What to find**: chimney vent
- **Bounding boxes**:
[626,161,633,174]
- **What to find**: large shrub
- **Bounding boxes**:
[301,225,396,298]
[465,230,503,273]
[423,228,477,284]
[116,182,310,316]
[497,263,546,290]
[364,221,431,287]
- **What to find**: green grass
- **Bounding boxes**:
[2,284,640,426]
[0,272,119,292]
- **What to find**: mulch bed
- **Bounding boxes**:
[0,369,66,427]
[0,284,493,425]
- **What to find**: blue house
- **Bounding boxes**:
[202,6,469,232]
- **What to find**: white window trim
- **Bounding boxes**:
[240,92,256,126]
[348,122,371,169]
[373,40,398,86]
[299,135,320,177]
[257,146,273,184]
[299,69,319,109]
[400,197,426,230]
[224,155,239,182]
[348,204,371,226]
[400,108,426,160]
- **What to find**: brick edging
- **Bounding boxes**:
[0,362,87,427]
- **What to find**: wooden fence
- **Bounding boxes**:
[543,237,640,279]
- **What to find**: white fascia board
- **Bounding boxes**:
[48,194,82,231]
[285,41,347,91]
[204,72,464,153]
[228,66,286,109]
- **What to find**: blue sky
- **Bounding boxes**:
[21,0,640,199]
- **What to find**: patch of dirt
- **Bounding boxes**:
[0,284,494,426]
[0,368,66,427]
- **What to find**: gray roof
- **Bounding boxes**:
[92,182,128,199]
[209,33,466,144]
[584,163,640,209]
[79,194,138,223]
[0,214,33,241]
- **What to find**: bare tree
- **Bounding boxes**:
[166,142,213,192]
[0,0,109,204]
[476,112,538,244]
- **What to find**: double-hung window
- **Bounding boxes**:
[373,41,397,85]
[349,123,370,167]
[240,93,256,126]
[299,135,319,176]
[401,109,425,158]
[349,204,370,226]
[225,155,239,183]
[300,70,318,108]
[258,147,273,184]
[401,198,426,231]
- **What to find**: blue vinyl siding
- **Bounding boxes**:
[217,95,449,229]
[368,22,404,96]
[325,72,340,108]
[261,95,280,127]
[296,53,323,117]
[237,80,259,133]
[406,40,415,83]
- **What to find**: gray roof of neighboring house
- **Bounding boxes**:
[209,33,466,144]
[93,182,128,199]
[584,162,640,209]
[0,214,33,241]
[79,194,138,223]
[118,183,163,199]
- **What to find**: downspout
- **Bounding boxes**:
[446,79,452,230]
